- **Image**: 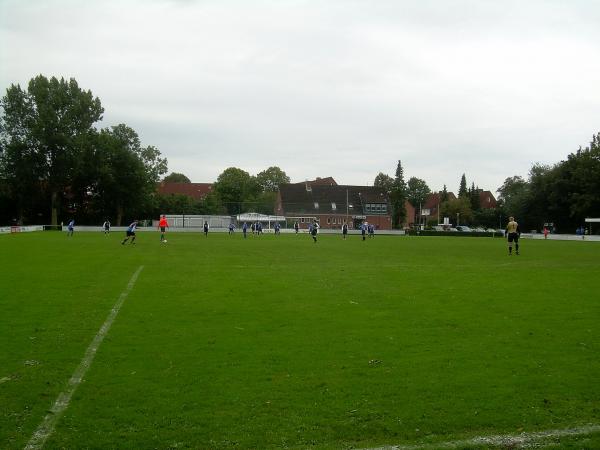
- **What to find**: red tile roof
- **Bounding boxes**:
[157,182,213,200]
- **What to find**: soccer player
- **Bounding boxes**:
[311,220,319,243]
[342,221,348,240]
[274,222,281,235]
[361,221,367,241]
[158,215,169,242]
[67,219,75,237]
[103,219,111,234]
[121,220,138,245]
[228,222,235,235]
[242,221,248,238]
[294,221,299,233]
[505,216,521,255]
[368,223,374,238]
[203,221,209,237]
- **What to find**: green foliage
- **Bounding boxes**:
[458,173,468,198]
[255,166,290,192]
[440,197,473,225]
[162,172,191,183]
[440,184,449,202]
[213,167,261,214]
[406,177,431,208]
[0,75,104,224]
[0,75,167,226]
[373,172,394,194]
[390,160,407,228]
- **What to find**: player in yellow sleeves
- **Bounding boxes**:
[505,216,521,255]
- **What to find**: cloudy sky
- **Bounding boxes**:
[1,0,599,193]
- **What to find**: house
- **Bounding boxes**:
[479,190,497,209]
[156,182,213,200]
[423,191,457,223]
[277,178,410,230]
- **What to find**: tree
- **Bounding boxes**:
[440,184,449,202]
[390,160,407,228]
[0,75,104,225]
[440,197,473,226]
[163,172,191,183]
[469,182,481,211]
[89,124,167,225]
[213,167,261,214]
[373,172,394,194]
[458,173,468,198]
[406,177,431,208]
[256,166,290,192]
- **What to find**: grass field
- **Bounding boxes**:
[1,231,599,449]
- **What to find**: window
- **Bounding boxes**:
[381,204,387,213]
[314,202,319,209]
[327,218,331,224]
[331,202,337,211]
[300,218,304,223]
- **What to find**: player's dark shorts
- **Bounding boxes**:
[507,232,519,243]
[126,230,135,237]
[160,226,166,232]
[343,229,347,235]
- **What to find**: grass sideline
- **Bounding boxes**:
[1,231,599,449]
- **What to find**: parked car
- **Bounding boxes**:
[474,227,487,232]
[456,226,473,232]
[448,227,458,232]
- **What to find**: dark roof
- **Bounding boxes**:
[293,177,338,187]
[157,182,213,200]
[278,184,388,214]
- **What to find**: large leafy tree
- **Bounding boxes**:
[213,167,261,214]
[390,160,407,228]
[163,172,191,183]
[0,75,104,224]
[89,124,167,225]
[373,172,394,194]
[406,177,431,208]
[256,166,290,192]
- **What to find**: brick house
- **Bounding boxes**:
[276,178,412,230]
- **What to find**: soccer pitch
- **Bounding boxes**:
[1,231,599,449]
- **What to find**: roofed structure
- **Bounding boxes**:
[157,182,213,200]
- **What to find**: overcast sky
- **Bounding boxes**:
[1,0,599,193]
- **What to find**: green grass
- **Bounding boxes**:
[1,231,599,449]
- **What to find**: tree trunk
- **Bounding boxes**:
[51,190,59,225]
[116,204,123,226]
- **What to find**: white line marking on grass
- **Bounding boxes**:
[363,424,600,449]
[25,265,144,450]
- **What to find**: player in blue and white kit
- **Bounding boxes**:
[121,220,138,245]
[228,222,235,235]
[368,223,374,238]
[274,222,281,235]
[361,222,367,241]
[67,219,75,237]
[242,222,248,238]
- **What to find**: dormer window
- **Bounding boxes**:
[331,202,336,210]
[314,202,319,209]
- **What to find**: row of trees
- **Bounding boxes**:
[497,134,600,232]
[374,133,600,232]
[0,75,167,225]
[156,166,291,217]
